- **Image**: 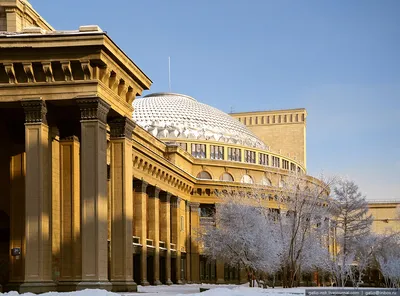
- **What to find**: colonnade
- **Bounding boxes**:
[0,96,203,293]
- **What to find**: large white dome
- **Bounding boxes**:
[133,93,268,150]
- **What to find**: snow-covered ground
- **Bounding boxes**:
[0,285,305,296]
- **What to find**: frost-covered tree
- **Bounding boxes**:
[329,179,373,287]
[199,192,281,286]
[273,173,333,287]
[375,233,400,288]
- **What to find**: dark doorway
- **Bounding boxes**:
[0,211,10,286]
[171,258,177,283]
[160,256,166,284]
[133,254,141,285]
[147,256,154,284]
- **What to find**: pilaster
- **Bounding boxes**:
[133,180,149,286]
[171,196,182,284]
[216,261,225,284]
[160,192,172,285]
[147,186,161,285]
[185,202,191,283]
[109,117,136,292]
[19,99,55,293]
[189,202,200,283]
[58,136,81,291]
[76,97,111,290]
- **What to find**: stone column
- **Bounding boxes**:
[189,202,200,283]
[216,261,225,284]
[147,186,161,285]
[109,117,136,292]
[20,99,55,293]
[133,180,149,286]
[171,196,182,284]
[160,192,172,285]
[58,136,81,291]
[76,97,111,290]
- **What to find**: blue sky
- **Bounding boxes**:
[30,0,400,200]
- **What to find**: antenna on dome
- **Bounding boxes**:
[168,56,171,92]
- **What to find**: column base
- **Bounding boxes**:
[166,279,173,285]
[77,281,112,291]
[140,279,150,286]
[8,282,57,294]
[111,280,137,292]
[216,279,225,284]
[57,281,81,292]
[154,280,162,285]
[176,279,183,285]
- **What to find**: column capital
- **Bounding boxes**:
[21,99,47,124]
[160,191,171,203]
[109,116,135,140]
[60,135,79,142]
[147,186,161,199]
[133,180,148,193]
[77,97,110,124]
[189,202,200,212]
[171,196,181,208]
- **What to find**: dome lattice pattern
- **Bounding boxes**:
[133,93,268,150]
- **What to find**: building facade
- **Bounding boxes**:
[0,0,398,293]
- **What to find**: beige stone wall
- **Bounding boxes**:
[368,202,400,234]
[230,109,307,168]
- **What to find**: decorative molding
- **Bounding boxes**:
[60,61,73,81]
[160,192,171,203]
[21,99,47,124]
[42,61,54,82]
[22,62,35,83]
[109,116,135,140]
[189,202,200,212]
[147,186,161,199]
[80,60,92,80]
[171,196,181,208]
[108,71,118,91]
[3,63,16,84]
[60,135,79,142]
[133,180,148,193]
[77,97,110,124]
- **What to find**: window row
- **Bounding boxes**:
[183,143,300,172]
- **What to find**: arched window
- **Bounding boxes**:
[279,179,286,188]
[261,177,272,186]
[196,171,212,180]
[219,172,234,182]
[240,174,254,184]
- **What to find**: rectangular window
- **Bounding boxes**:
[191,143,206,158]
[178,142,187,151]
[180,215,184,232]
[259,153,269,165]
[282,159,289,170]
[228,147,241,161]
[244,150,256,163]
[272,156,280,168]
[290,163,296,172]
[210,145,224,160]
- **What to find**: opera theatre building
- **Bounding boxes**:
[0,0,398,293]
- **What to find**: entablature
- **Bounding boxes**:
[0,31,151,117]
